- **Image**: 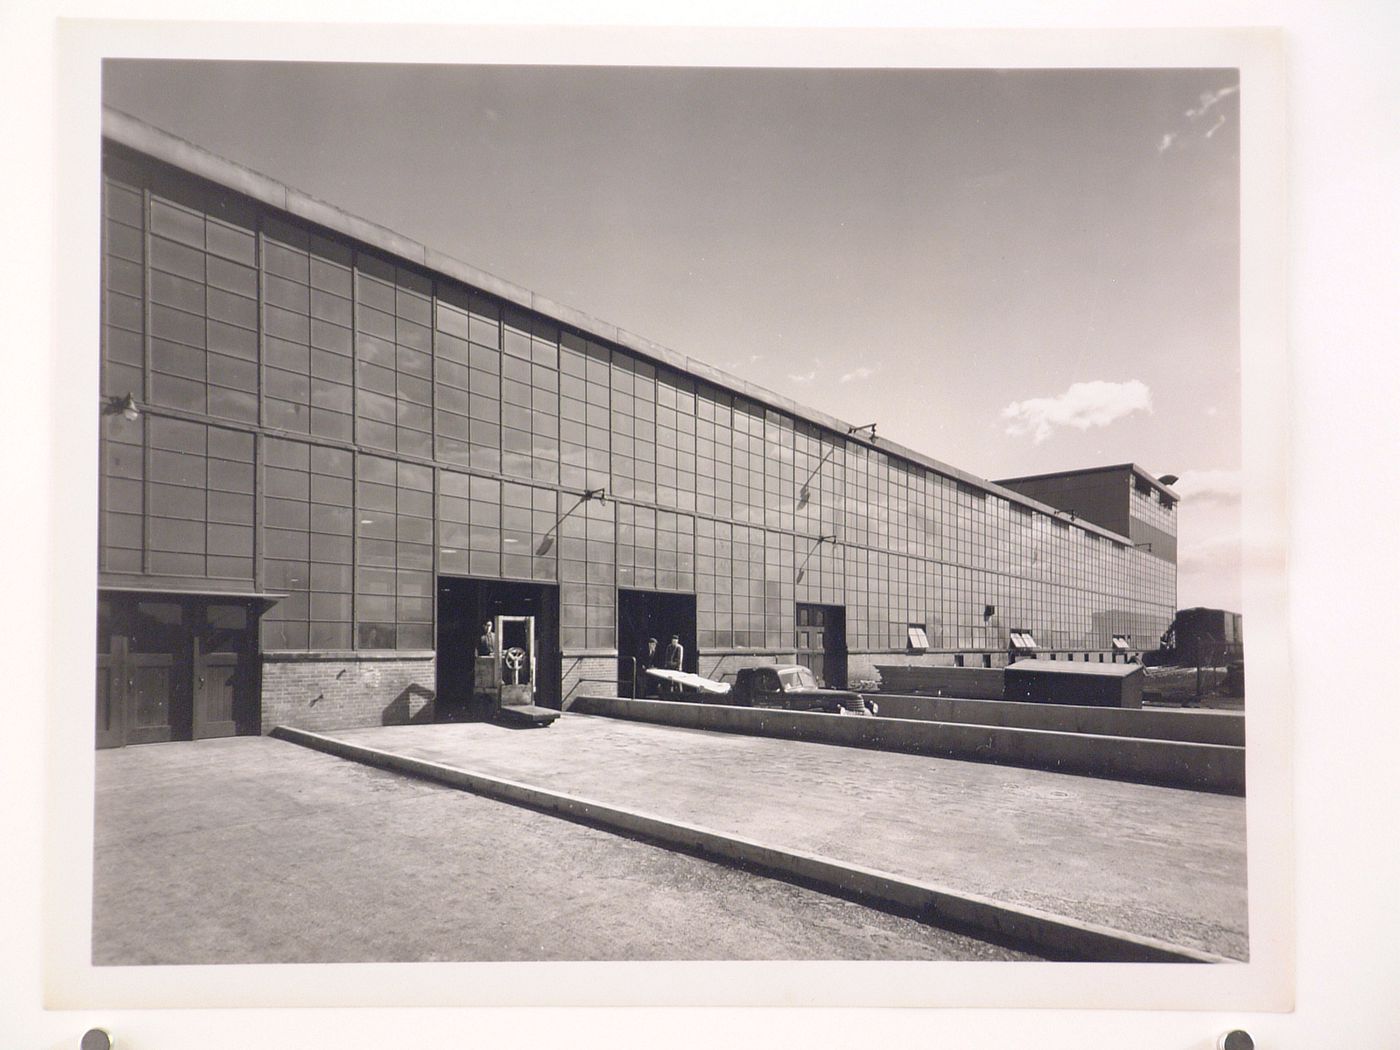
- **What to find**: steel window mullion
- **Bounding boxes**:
[351,449,359,650]
[98,177,110,573]
[140,185,153,576]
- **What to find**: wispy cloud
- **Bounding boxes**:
[1170,469,1242,504]
[1185,84,1240,120]
[1001,380,1153,444]
[788,371,816,385]
[1158,82,1239,154]
[839,366,875,383]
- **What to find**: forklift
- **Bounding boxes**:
[474,614,559,727]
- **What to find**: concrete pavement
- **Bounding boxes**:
[316,715,1249,960]
[92,737,1039,964]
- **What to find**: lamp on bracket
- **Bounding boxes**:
[102,392,141,422]
[796,534,838,583]
[534,488,610,556]
[846,422,878,442]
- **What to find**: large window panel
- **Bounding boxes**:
[354,454,434,649]
[138,416,255,581]
[355,255,434,459]
[260,437,353,650]
[98,412,145,574]
[101,175,146,401]
[559,495,614,649]
[144,186,259,424]
[437,283,503,473]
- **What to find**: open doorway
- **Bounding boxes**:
[617,589,697,697]
[795,603,848,689]
[436,577,560,719]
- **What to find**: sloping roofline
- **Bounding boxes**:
[101,106,1143,547]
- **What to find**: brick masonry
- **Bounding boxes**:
[260,651,436,734]
[561,653,618,709]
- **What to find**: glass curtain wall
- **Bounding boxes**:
[99,149,1175,662]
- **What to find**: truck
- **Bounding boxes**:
[729,665,877,716]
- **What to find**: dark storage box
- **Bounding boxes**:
[875,665,1004,699]
[1003,659,1144,709]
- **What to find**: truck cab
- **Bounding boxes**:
[730,665,876,716]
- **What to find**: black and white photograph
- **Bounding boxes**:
[88,57,1251,969]
[8,7,1398,1049]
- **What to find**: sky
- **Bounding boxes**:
[103,61,1243,611]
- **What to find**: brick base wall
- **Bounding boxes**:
[260,651,436,734]
[561,651,618,708]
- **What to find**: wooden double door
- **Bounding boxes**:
[795,603,847,689]
[97,594,258,748]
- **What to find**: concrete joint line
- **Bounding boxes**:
[272,725,1230,965]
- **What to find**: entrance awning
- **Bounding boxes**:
[98,585,287,609]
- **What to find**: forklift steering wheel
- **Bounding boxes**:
[502,647,526,672]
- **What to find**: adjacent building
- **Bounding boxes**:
[95,109,1178,747]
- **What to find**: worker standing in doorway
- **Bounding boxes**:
[663,634,684,699]
[637,637,659,697]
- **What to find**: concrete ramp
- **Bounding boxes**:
[273,721,1242,963]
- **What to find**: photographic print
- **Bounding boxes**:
[57,34,1288,1013]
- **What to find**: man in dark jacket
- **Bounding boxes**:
[637,637,659,697]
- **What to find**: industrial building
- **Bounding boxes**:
[95,110,1177,747]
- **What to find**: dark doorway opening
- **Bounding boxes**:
[795,603,848,688]
[96,592,264,749]
[617,590,697,697]
[436,577,560,719]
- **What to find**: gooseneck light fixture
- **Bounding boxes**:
[534,488,610,556]
[846,422,878,442]
[795,534,839,584]
[102,393,141,421]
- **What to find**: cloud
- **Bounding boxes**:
[1171,469,1242,504]
[839,366,875,383]
[787,371,816,385]
[1185,84,1239,120]
[1158,82,1238,154]
[1001,380,1153,444]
